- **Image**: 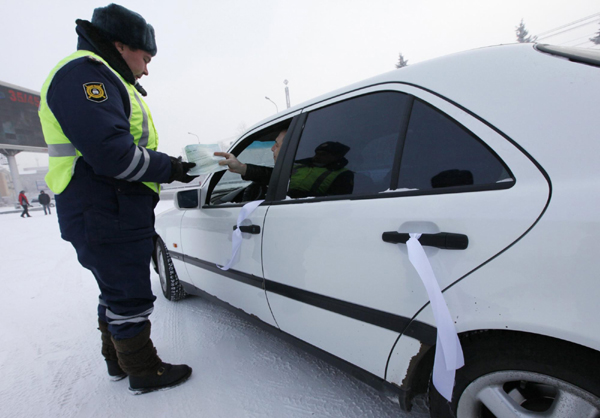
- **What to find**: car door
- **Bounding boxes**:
[261,85,550,378]
[177,121,294,326]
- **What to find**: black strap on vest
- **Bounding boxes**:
[309,169,336,196]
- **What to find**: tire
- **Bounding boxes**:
[428,331,600,418]
[155,238,187,301]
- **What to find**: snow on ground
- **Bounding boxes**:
[0,199,428,418]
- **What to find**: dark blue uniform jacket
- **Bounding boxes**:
[48,21,171,245]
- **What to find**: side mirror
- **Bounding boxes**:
[175,189,200,209]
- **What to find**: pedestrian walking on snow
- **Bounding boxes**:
[18,191,31,218]
[38,190,52,215]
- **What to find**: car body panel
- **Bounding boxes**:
[179,205,276,326]
[155,207,191,284]
[384,44,600,387]
[262,82,550,378]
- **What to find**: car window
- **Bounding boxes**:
[209,140,275,205]
[286,92,410,198]
[396,99,513,191]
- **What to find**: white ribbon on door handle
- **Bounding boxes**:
[406,233,464,402]
[218,200,265,271]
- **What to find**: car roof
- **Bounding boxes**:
[243,43,599,174]
[282,43,598,111]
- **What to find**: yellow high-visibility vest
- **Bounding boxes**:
[289,164,349,196]
[39,50,160,194]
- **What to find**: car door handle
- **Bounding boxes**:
[382,232,468,250]
[233,224,261,234]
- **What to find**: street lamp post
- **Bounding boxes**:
[188,132,200,144]
[284,79,290,109]
[265,96,278,113]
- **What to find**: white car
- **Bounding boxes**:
[154,43,600,417]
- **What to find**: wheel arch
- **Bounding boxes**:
[397,329,600,410]
[153,234,188,302]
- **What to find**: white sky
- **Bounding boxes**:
[1,0,599,168]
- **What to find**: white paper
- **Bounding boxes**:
[406,233,464,402]
[218,200,265,271]
[184,144,227,176]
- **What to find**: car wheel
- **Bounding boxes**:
[428,332,600,418]
[155,238,187,301]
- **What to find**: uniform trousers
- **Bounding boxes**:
[69,236,156,340]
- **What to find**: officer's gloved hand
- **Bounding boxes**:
[168,157,198,184]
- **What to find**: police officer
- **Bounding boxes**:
[39,4,195,394]
[287,141,354,198]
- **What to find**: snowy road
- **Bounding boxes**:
[0,200,428,418]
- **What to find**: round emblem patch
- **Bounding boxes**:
[83,82,108,102]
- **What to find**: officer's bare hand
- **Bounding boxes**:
[214,152,247,176]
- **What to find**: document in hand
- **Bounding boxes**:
[184,144,228,176]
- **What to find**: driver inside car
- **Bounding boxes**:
[214,130,354,200]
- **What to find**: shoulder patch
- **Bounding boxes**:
[83,82,108,103]
[86,57,103,65]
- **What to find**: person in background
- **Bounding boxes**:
[38,3,196,394]
[38,190,52,215]
[18,191,31,218]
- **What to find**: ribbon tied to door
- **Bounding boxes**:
[405,233,465,401]
[217,200,264,271]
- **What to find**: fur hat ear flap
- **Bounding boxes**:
[91,3,157,56]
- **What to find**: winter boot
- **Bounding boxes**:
[98,320,127,381]
[112,321,192,395]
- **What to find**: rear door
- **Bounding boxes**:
[262,85,549,378]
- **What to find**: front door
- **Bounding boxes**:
[179,137,281,326]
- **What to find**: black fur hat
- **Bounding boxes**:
[91,3,157,56]
[315,141,351,156]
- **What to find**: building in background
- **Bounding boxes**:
[0,167,12,205]
[0,165,50,207]
[0,81,47,205]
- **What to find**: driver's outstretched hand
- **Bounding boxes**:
[214,152,247,176]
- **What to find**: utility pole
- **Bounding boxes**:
[284,80,290,109]
[0,149,23,203]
